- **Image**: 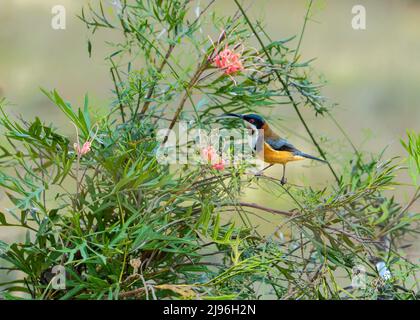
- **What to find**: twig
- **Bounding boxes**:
[293,0,314,62]
[162,58,208,144]
[119,287,145,299]
[110,67,126,123]
[237,202,293,217]
[139,44,175,115]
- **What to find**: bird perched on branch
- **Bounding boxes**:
[220,113,327,185]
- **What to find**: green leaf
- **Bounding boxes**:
[374,202,391,225]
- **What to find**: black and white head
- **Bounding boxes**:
[218,113,267,150]
[219,113,266,130]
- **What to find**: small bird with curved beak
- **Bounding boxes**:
[220,113,327,185]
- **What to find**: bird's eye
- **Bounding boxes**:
[249,119,255,123]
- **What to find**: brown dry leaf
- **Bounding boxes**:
[155,284,198,299]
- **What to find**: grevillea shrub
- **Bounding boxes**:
[0,1,419,300]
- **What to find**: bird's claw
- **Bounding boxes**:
[280,177,287,185]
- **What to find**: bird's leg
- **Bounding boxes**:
[281,164,287,185]
[255,164,274,176]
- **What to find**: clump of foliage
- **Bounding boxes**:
[0,0,419,300]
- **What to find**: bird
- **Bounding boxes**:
[219,113,327,185]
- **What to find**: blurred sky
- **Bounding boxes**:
[0,0,419,259]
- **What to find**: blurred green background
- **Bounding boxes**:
[1,0,419,276]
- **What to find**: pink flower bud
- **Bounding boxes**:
[212,158,226,171]
[80,141,91,156]
[74,141,92,157]
[73,142,80,153]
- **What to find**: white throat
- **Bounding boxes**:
[247,124,259,150]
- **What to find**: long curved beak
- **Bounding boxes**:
[217,113,244,120]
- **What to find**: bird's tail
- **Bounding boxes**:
[296,151,328,163]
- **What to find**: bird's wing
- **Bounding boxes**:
[265,136,327,163]
[265,137,298,153]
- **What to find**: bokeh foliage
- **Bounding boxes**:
[0,0,419,299]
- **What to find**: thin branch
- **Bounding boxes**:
[237,202,294,217]
[162,58,208,144]
[293,0,314,62]
[110,67,126,123]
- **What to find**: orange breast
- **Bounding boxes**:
[258,142,305,165]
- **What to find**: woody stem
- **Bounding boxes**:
[162,58,209,144]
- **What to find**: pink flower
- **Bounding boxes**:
[201,145,226,171]
[213,45,244,75]
[212,158,226,171]
[201,146,218,163]
[74,141,92,157]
